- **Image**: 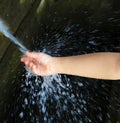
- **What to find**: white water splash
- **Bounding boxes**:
[18,66,90,123]
[0,19,27,53]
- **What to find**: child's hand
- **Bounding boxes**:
[21,51,56,76]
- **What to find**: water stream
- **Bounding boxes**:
[0,19,27,53]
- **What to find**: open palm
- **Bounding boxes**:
[21,51,55,76]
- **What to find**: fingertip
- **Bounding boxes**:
[25,60,29,66]
[32,65,37,74]
[21,59,23,62]
[21,56,26,61]
[21,57,24,62]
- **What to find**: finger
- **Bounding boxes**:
[29,62,35,69]
[21,57,31,67]
[26,51,40,59]
[21,57,28,62]
[31,64,37,73]
[21,57,35,64]
[21,58,29,65]
[31,64,41,76]
[28,63,38,75]
[24,60,30,67]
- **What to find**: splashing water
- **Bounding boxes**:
[14,65,112,123]
[19,69,86,123]
[0,19,27,53]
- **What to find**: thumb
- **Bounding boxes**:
[26,51,39,59]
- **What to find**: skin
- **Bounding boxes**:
[21,51,120,80]
[21,51,56,76]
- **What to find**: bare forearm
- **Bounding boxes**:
[53,52,120,80]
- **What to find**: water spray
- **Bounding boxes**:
[0,18,27,53]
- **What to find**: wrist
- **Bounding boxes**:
[52,57,63,74]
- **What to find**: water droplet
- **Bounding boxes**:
[19,112,24,118]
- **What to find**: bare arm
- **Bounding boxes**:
[55,52,120,80]
[21,52,120,80]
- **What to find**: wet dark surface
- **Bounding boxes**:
[0,0,120,123]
